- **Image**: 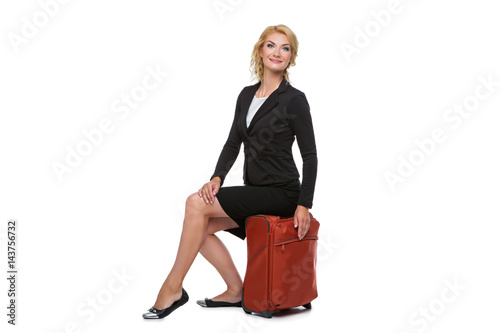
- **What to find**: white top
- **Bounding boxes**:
[246,95,268,127]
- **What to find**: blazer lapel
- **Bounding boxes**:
[239,82,260,134]
[245,77,289,134]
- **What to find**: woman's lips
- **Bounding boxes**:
[270,59,282,63]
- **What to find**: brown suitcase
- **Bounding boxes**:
[242,214,320,318]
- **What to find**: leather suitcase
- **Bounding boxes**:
[242,214,320,318]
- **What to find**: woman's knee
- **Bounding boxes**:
[185,192,227,220]
[186,192,201,210]
[185,192,211,216]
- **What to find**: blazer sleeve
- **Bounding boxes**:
[287,93,318,209]
[210,90,243,186]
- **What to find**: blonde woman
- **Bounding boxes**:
[143,24,317,319]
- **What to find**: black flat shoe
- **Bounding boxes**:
[143,288,189,319]
[196,298,242,308]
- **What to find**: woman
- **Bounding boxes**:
[143,24,317,319]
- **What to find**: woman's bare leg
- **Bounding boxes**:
[152,193,234,309]
[199,217,242,302]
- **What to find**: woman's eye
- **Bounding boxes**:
[282,47,290,51]
[267,44,274,48]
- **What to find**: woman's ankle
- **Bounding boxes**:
[227,285,242,298]
[154,284,183,309]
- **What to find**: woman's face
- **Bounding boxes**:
[259,32,291,75]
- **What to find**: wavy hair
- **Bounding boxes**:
[250,25,299,83]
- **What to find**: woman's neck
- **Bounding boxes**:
[256,71,284,98]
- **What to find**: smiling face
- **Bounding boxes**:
[259,32,292,76]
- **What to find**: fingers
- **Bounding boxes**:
[203,185,213,204]
[211,182,220,198]
[199,182,219,204]
[198,184,209,204]
[208,182,220,204]
[298,220,310,240]
[296,215,311,240]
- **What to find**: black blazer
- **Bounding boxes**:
[211,77,317,208]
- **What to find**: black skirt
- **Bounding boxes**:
[216,181,300,240]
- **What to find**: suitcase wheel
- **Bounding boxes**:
[260,310,272,318]
[302,302,312,310]
[244,309,272,318]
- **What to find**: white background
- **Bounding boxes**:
[1,0,499,332]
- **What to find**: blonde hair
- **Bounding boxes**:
[250,24,299,83]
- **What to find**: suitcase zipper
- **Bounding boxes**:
[268,222,280,311]
[269,219,274,312]
[277,236,318,253]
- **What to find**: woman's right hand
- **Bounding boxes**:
[198,177,221,204]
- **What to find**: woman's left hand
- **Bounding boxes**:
[294,205,311,240]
